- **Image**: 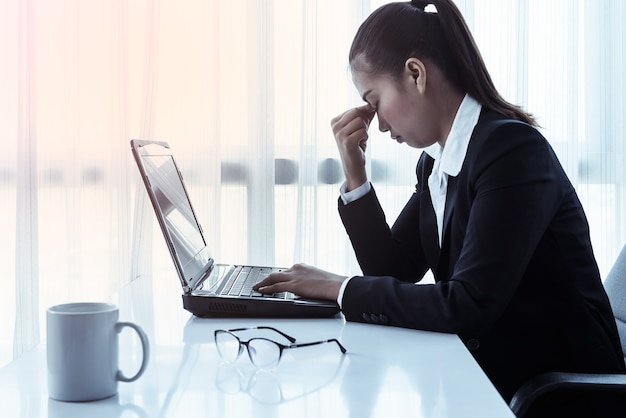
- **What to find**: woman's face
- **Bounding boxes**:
[351,63,441,149]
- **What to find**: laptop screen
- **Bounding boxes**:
[132,141,213,290]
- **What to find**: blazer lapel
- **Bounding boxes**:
[441,176,458,245]
[416,156,440,273]
[432,176,458,279]
[420,191,440,271]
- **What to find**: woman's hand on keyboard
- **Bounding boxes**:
[252,263,346,302]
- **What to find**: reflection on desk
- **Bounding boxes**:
[0,311,515,417]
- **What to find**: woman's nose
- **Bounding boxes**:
[378,117,389,133]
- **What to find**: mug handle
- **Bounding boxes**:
[115,321,150,382]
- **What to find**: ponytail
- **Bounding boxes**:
[350,0,537,126]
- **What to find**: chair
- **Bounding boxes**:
[509,243,626,417]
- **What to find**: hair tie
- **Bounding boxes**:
[411,0,437,13]
[411,0,429,11]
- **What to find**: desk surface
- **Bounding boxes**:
[0,274,514,417]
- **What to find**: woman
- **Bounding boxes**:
[255,1,625,415]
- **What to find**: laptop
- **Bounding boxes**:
[130,139,340,318]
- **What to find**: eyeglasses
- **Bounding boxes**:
[214,326,347,369]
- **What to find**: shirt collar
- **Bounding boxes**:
[423,94,482,177]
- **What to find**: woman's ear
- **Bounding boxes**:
[405,58,426,93]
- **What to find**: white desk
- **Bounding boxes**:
[0,274,515,417]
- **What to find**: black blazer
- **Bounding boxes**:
[338,110,625,413]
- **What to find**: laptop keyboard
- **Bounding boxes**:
[220,266,294,300]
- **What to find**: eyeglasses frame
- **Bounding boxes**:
[214,326,347,368]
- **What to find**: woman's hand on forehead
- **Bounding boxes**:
[330,104,377,191]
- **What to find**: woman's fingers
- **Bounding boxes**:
[253,263,347,301]
[331,105,375,140]
[331,105,376,190]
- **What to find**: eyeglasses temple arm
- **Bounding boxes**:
[256,326,296,343]
[224,326,297,343]
[289,338,347,354]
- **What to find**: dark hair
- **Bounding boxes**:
[349,0,536,126]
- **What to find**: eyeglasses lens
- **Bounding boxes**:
[215,331,241,363]
[248,339,281,369]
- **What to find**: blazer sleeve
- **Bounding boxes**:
[339,122,570,334]
[338,153,432,282]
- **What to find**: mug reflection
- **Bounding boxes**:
[47,395,148,418]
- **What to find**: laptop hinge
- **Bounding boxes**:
[186,260,215,295]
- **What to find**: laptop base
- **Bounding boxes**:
[182,294,340,318]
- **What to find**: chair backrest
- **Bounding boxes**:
[603,243,626,361]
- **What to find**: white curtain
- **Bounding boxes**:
[1,0,624,366]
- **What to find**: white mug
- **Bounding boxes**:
[47,302,150,402]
